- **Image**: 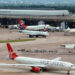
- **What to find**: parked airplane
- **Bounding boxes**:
[65,28,75,32]
[0,43,75,74]
[20,30,48,38]
[64,22,75,32]
[8,25,18,29]
[18,19,49,31]
[48,25,60,31]
[18,20,48,38]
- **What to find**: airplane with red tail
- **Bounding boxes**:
[0,43,75,74]
[18,19,49,38]
[18,19,49,31]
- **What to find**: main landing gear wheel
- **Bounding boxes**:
[36,35,39,38]
[67,71,70,75]
[29,35,34,38]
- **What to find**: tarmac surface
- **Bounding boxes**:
[0,28,75,75]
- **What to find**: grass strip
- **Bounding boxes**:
[0,39,36,43]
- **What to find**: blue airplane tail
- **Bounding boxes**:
[18,19,27,30]
[19,25,25,30]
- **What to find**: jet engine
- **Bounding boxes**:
[32,67,42,73]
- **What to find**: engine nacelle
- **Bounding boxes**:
[32,67,41,73]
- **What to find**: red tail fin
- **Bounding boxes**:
[17,19,27,29]
[7,43,13,52]
[6,43,18,60]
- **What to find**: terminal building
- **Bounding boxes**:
[0,9,69,16]
[0,9,74,28]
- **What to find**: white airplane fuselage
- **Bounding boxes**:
[65,29,75,32]
[8,25,18,29]
[21,30,48,36]
[26,25,46,30]
[26,25,60,31]
[47,26,60,31]
[14,56,75,71]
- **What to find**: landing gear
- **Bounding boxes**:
[36,35,39,38]
[42,35,46,38]
[67,71,70,75]
[29,35,34,38]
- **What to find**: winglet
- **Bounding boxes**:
[6,43,18,60]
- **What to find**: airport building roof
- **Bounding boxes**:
[0,9,74,21]
[0,9,69,16]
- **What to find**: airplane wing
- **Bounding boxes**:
[52,57,61,61]
[0,63,46,67]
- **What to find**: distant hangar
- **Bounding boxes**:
[0,9,69,16]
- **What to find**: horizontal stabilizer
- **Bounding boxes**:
[52,57,61,61]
